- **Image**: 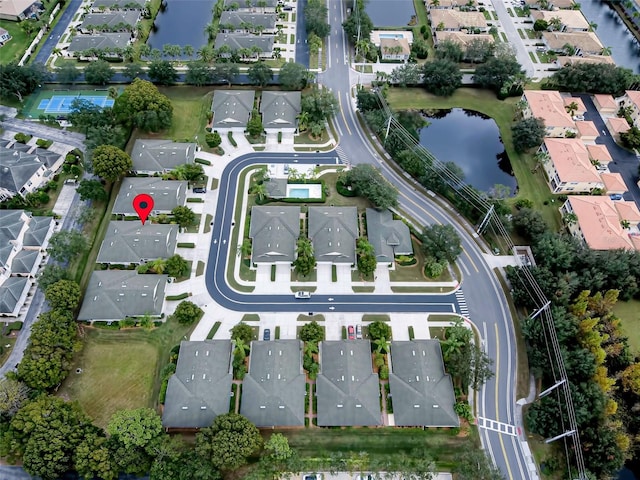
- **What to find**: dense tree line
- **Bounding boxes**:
[545,63,639,96]
[507,210,640,476]
[0,63,48,102]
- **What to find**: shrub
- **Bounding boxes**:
[195,158,212,166]
[119,318,136,328]
[277,131,282,143]
[336,180,357,197]
[187,198,204,203]
[514,198,534,210]
[205,131,222,147]
[14,133,31,144]
[374,353,385,368]
[379,364,389,380]
[166,292,190,301]
[92,321,121,330]
[228,131,237,147]
[424,260,445,278]
[36,138,53,148]
[177,242,196,248]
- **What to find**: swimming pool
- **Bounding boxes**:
[379,33,404,39]
[286,184,323,199]
[289,187,311,198]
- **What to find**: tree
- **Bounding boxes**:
[374,336,391,354]
[305,0,330,37]
[464,38,495,63]
[390,63,421,87]
[107,408,164,451]
[0,378,30,418]
[301,87,338,123]
[113,78,173,132]
[472,55,523,93]
[0,63,48,103]
[368,321,392,341]
[469,344,494,390]
[620,125,640,150]
[57,63,81,84]
[45,280,81,310]
[195,413,263,471]
[512,208,549,241]
[212,63,240,85]
[279,61,310,90]
[548,63,635,96]
[186,62,212,86]
[37,264,70,292]
[92,144,132,182]
[165,254,190,278]
[247,109,264,137]
[421,224,462,264]
[175,163,204,183]
[342,3,373,43]
[533,19,548,31]
[231,322,254,344]
[342,164,398,210]
[148,60,178,85]
[171,205,196,228]
[172,300,203,325]
[454,450,505,480]
[565,100,579,117]
[248,61,273,87]
[435,39,463,62]
[422,59,461,96]
[299,320,324,343]
[75,433,118,480]
[84,60,114,85]
[122,63,143,81]
[47,230,88,263]
[512,117,545,153]
[294,237,316,276]
[264,433,293,461]
[356,238,377,277]
[77,179,108,201]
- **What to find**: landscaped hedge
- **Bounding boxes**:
[195,158,211,166]
[92,321,121,330]
[4,321,23,333]
[177,242,195,248]
[337,180,357,197]
[186,198,204,203]
[228,132,237,147]
[36,138,53,148]
[396,256,417,266]
[166,293,190,301]
[206,321,222,340]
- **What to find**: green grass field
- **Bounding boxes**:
[613,299,640,354]
[158,86,214,142]
[1,22,31,65]
[386,87,563,231]
[58,316,195,428]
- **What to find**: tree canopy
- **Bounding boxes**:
[305,0,330,37]
[44,279,81,311]
[0,63,48,102]
[107,407,164,451]
[279,62,310,90]
[171,205,197,228]
[230,322,254,344]
[113,78,173,132]
[512,117,545,153]
[84,60,114,85]
[421,224,462,264]
[341,164,398,210]
[301,87,338,123]
[422,59,462,97]
[77,179,108,202]
[472,55,523,93]
[547,63,636,95]
[47,230,88,263]
[172,300,203,325]
[148,60,178,85]
[248,62,273,87]
[299,320,324,343]
[92,145,132,182]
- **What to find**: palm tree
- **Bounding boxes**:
[150,258,166,274]
[441,335,465,362]
[254,182,267,201]
[565,101,579,117]
[588,20,597,31]
[622,219,631,229]
[549,16,562,31]
[234,338,250,358]
[430,0,440,7]
[563,212,578,227]
[601,46,612,56]
[297,111,310,132]
[197,45,215,63]
[237,239,252,258]
[374,337,391,354]
[183,44,194,58]
[205,22,218,40]
[304,341,319,356]
[533,151,550,173]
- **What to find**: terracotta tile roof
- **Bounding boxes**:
[429,9,488,29]
[567,196,635,250]
[625,90,640,109]
[556,55,615,66]
[532,10,590,30]
[593,94,617,110]
[601,172,627,194]
[587,144,613,163]
[607,117,631,134]
[434,31,494,46]
[576,120,598,137]
[563,97,586,113]
[544,138,601,183]
[615,201,640,222]
[524,90,575,128]
[543,31,603,54]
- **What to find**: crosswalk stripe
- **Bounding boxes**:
[477,416,519,436]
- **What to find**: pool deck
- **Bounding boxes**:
[370,30,415,47]
[286,183,323,199]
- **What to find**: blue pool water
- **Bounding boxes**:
[289,188,311,198]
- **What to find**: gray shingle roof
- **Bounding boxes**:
[0,147,46,195]
[162,340,233,429]
[79,11,140,30]
[316,340,381,426]
[78,270,167,321]
[97,221,178,264]
[220,11,277,29]
[365,208,413,263]
[214,34,274,54]
[249,206,300,264]
[211,90,255,129]
[33,148,62,169]
[223,0,278,8]
[0,277,29,315]
[91,0,147,9]
[131,139,195,173]
[9,249,39,275]
[240,340,306,426]
[113,178,187,215]
[67,33,131,52]
[388,341,459,427]
[308,207,358,264]
[0,210,27,267]
[260,91,301,129]
[264,178,287,198]
[22,215,53,248]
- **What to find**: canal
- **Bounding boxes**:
[578,0,640,73]
[147,0,214,55]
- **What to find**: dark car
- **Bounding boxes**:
[348,325,355,340]
[263,328,271,341]
[193,187,206,193]
[610,194,623,201]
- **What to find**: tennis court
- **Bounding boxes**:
[37,94,114,114]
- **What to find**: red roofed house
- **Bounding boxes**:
[620,90,640,128]
[561,196,640,250]
[540,138,603,194]
[601,173,628,195]
[575,121,598,142]
[606,117,631,142]
[593,94,618,115]
[521,90,577,138]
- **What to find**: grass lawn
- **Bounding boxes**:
[2,22,32,65]
[158,87,213,142]
[613,299,640,354]
[59,316,195,428]
[276,427,477,471]
[385,87,562,231]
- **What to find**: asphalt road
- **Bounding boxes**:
[317,0,531,477]
[34,0,84,64]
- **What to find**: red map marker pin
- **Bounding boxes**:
[133,193,154,225]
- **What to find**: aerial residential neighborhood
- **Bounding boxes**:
[2,0,640,477]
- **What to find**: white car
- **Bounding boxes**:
[295,291,311,299]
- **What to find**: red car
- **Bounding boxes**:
[348,325,355,340]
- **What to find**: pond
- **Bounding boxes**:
[418,108,517,195]
[147,0,214,55]
[365,0,416,28]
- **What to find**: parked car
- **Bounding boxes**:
[263,328,270,341]
[303,475,322,480]
[355,324,363,339]
[193,187,206,193]
[610,194,623,201]
[295,291,311,299]
[348,325,355,340]
[355,475,374,480]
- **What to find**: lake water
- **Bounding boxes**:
[577,0,640,73]
[147,0,214,54]
[365,0,416,27]
[418,108,517,195]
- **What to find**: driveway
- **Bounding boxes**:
[576,93,640,205]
